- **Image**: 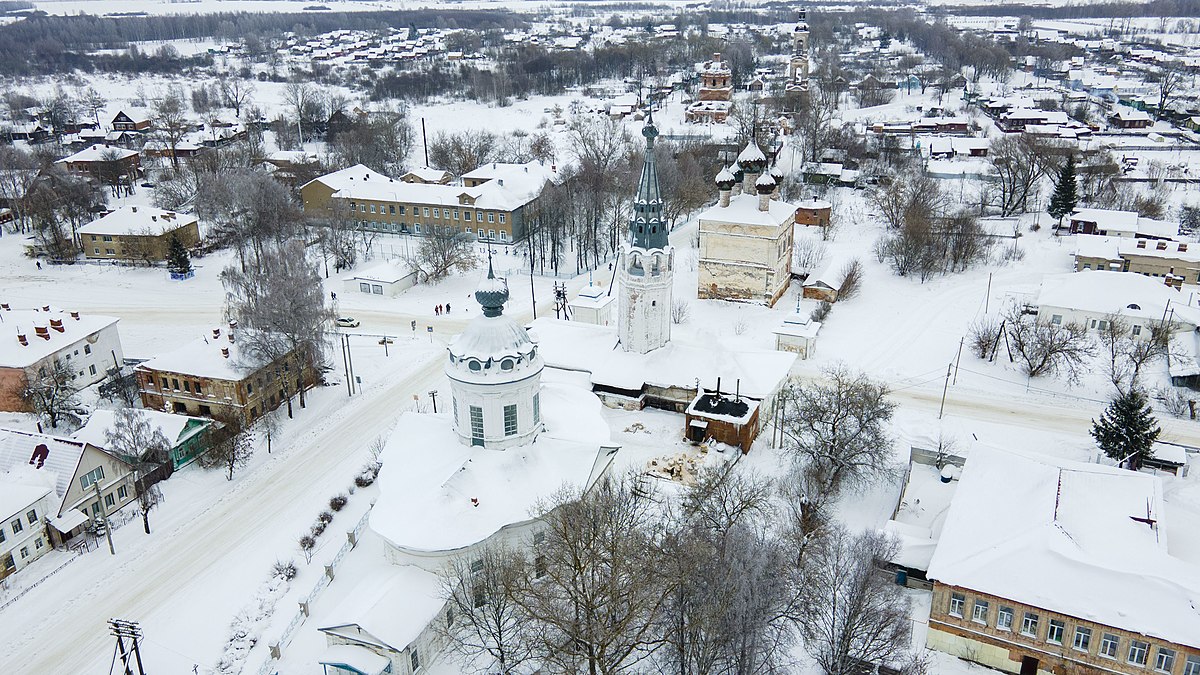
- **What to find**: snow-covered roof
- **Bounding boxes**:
[72,409,208,450]
[78,206,197,237]
[1075,235,1200,264]
[0,428,90,505]
[1111,106,1151,121]
[698,193,797,228]
[1036,271,1200,326]
[137,329,266,381]
[0,307,120,369]
[0,479,52,522]
[370,379,612,553]
[56,144,138,164]
[529,318,796,401]
[313,162,554,213]
[772,314,821,338]
[927,444,1200,646]
[1069,208,1139,231]
[317,645,390,675]
[568,284,615,310]
[347,261,414,284]
[401,166,450,182]
[319,564,443,653]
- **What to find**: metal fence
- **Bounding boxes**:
[251,509,371,675]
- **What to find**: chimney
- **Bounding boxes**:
[131,206,137,213]
[715,376,721,396]
[212,328,221,340]
[17,333,27,346]
[221,347,230,358]
[34,325,50,340]
[41,305,50,312]
[70,311,79,320]
[50,318,64,332]
[228,331,234,343]
[0,303,8,311]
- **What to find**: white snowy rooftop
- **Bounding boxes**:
[698,193,797,228]
[0,428,94,509]
[56,144,138,164]
[370,378,613,554]
[1075,235,1200,264]
[347,261,414,284]
[137,329,266,381]
[568,284,615,310]
[1035,271,1200,327]
[313,162,556,213]
[0,307,119,369]
[319,563,443,653]
[528,318,796,400]
[78,205,197,237]
[72,409,208,451]
[0,479,52,522]
[927,444,1200,647]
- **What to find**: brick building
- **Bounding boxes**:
[794,198,832,227]
[686,53,733,123]
[1075,235,1200,285]
[136,325,319,427]
[926,445,1200,675]
[79,206,200,262]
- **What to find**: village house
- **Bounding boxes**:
[72,409,214,470]
[1074,235,1200,285]
[0,428,137,547]
[567,284,616,326]
[0,478,56,580]
[794,198,832,227]
[1109,106,1153,129]
[926,444,1200,675]
[697,145,797,307]
[111,110,152,132]
[78,206,200,262]
[399,167,452,185]
[300,162,556,244]
[55,144,141,183]
[0,306,124,412]
[1065,208,1178,239]
[136,324,319,427]
[685,53,733,123]
[1034,271,1200,339]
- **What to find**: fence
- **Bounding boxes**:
[0,549,84,612]
[253,509,371,675]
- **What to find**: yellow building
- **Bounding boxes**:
[300,162,557,244]
[1075,234,1200,286]
[79,206,200,262]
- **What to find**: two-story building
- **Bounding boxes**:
[0,478,56,580]
[55,144,141,183]
[0,306,124,412]
[111,110,152,132]
[136,324,318,427]
[0,428,137,547]
[300,162,557,244]
[1065,208,1178,239]
[926,444,1200,675]
[78,206,200,262]
[1075,235,1200,285]
[73,409,214,470]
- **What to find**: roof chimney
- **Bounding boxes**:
[16,333,27,346]
[212,328,221,340]
[221,347,230,358]
[70,311,79,320]
[50,318,64,332]
[131,206,137,213]
[34,325,50,340]
[0,303,8,311]
[228,331,234,343]
[41,305,50,312]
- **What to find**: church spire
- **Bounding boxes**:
[474,251,509,318]
[629,105,668,251]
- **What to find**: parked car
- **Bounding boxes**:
[336,317,360,328]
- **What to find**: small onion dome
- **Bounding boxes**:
[728,162,744,182]
[769,164,785,181]
[755,171,777,194]
[715,167,736,189]
[642,120,659,141]
[737,142,767,173]
[474,256,509,318]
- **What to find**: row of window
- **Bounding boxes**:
[948,593,1198,673]
[1080,263,1200,283]
[88,485,129,516]
[352,220,510,241]
[460,395,542,445]
[157,376,204,395]
[1047,314,1143,336]
[0,509,39,544]
[348,201,506,224]
[10,537,44,563]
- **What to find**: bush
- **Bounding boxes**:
[299,534,316,563]
[272,560,298,581]
[329,494,348,511]
[837,258,863,301]
[317,510,334,525]
[810,301,832,323]
[310,521,326,537]
[968,316,1001,359]
[355,461,381,487]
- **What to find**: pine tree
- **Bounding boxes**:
[1047,154,1078,226]
[167,235,192,276]
[1091,388,1160,471]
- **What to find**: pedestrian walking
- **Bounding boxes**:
[36,260,42,270]
[445,302,451,313]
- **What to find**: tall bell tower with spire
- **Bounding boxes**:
[618,105,673,354]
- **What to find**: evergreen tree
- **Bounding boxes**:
[1047,154,1078,226]
[167,235,192,276]
[1091,388,1160,471]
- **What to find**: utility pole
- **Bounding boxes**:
[952,337,964,385]
[984,272,992,314]
[938,362,953,420]
[421,117,429,167]
[429,390,438,413]
[341,335,352,397]
[345,334,357,395]
[93,481,114,555]
[109,619,146,675]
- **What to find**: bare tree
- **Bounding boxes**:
[22,360,81,429]
[793,236,828,277]
[837,259,863,301]
[1098,313,1133,392]
[217,76,255,118]
[201,426,253,480]
[153,89,191,171]
[870,167,947,231]
[407,225,478,283]
[780,367,897,496]
[79,87,107,127]
[222,240,335,415]
[1004,304,1096,380]
[1154,61,1185,115]
[429,129,502,176]
[989,134,1053,216]
[513,474,669,674]
[328,106,415,176]
[438,545,533,674]
[795,528,915,675]
[103,407,172,534]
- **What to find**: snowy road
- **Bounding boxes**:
[0,355,447,673]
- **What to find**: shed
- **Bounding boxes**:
[344,262,417,298]
[683,388,760,452]
[772,315,821,359]
[567,284,615,327]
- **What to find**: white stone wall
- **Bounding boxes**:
[698,215,793,305]
[448,371,542,449]
[619,245,673,354]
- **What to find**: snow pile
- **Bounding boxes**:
[210,569,292,675]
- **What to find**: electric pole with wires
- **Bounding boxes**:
[109,619,147,675]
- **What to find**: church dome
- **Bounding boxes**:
[737,142,767,173]
[447,257,542,385]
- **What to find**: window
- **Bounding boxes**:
[1156,648,1176,673]
[453,209,459,220]
[1100,633,1120,659]
[500,231,508,242]
[89,364,96,376]
[106,248,115,255]
[369,204,376,213]
[9,519,22,534]
[92,502,101,516]
[1185,655,1200,675]
[1046,619,1064,645]
[199,405,212,416]
[433,208,441,218]
[399,206,406,215]
[500,358,514,371]
[26,509,36,525]
[118,485,128,500]
[1051,314,1063,325]
[470,406,484,445]
[0,528,5,543]
[499,213,506,224]
[102,235,113,242]
[478,228,484,238]
[415,224,422,234]
[1020,612,1038,637]
[1073,626,1092,652]
[35,538,42,549]
[948,593,965,617]
[184,381,191,392]
[172,378,180,390]
[488,229,495,239]
[993,607,1012,629]
[194,382,202,394]
[1098,320,1108,330]
[389,205,396,215]
[104,493,115,507]
[971,600,988,624]
[464,211,472,222]
[533,393,540,424]
[94,248,100,254]
[247,382,254,394]
[359,204,365,212]
[488,212,495,223]
[410,647,420,672]
[423,207,430,217]
[162,377,169,389]
[20,546,28,559]
[504,404,517,436]
[1127,640,1150,666]
[80,466,105,490]
[1133,324,1142,336]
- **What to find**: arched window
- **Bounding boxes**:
[468,360,482,372]
[1127,304,1141,310]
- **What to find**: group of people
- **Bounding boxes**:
[435,303,451,315]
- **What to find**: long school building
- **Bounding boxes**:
[300,162,557,244]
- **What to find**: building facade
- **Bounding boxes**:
[686,53,733,123]
[618,114,674,354]
[0,482,55,580]
[56,144,141,182]
[79,206,201,262]
[1075,236,1200,285]
[787,9,810,92]
[0,307,123,412]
